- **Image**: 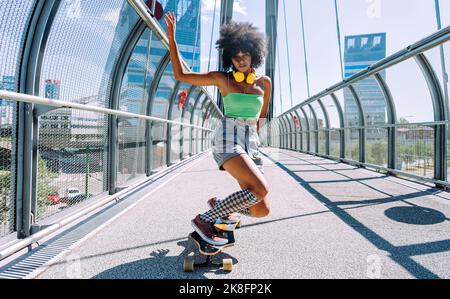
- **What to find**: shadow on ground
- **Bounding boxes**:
[92,239,238,279]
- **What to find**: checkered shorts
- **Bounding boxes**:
[211,117,264,174]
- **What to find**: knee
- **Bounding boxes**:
[251,203,270,218]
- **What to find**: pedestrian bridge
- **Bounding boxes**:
[0,0,450,279]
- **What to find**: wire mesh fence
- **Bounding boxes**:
[36,109,107,221]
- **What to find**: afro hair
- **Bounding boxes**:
[215,21,268,71]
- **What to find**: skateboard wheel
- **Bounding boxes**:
[236,221,241,229]
[222,259,233,272]
[184,259,194,272]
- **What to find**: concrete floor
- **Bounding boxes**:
[30,148,450,279]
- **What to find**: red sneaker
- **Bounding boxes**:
[207,197,241,224]
[191,215,228,246]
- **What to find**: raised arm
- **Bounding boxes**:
[164,11,223,87]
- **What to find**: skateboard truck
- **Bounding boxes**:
[184,255,233,272]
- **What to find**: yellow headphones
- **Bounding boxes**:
[232,68,257,85]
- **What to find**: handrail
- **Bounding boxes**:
[0,90,213,132]
[279,25,450,117]
[126,0,224,118]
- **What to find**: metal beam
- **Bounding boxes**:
[179,85,197,161]
[266,0,279,121]
[374,73,397,170]
[330,93,345,159]
[146,53,170,175]
[216,0,234,112]
[166,81,182,166]
[109,20,146,194]
[318,99,330,156]
[307,104,319,154]
[299,107,310,152]
[190,92,204,156]
[17,0,60,238]
[415,53,448,183]
[348,85,366,163]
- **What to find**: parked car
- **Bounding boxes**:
[47,192,60,205]
[61,188,82,204]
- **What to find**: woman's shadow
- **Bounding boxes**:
[92,238,238,279]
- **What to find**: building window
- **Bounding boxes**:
[373,36,382,47]
[361,37,369,48]
[347,38,355,49]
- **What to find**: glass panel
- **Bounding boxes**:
[116,29,165,185]
[193,95,207,154]
[330,129,341,157]
[281,116,291,148]
[303,105,317,153]
[366,128,388,167]
[342,87,361,128]
[310,101,326,154]
[151,63,177,170]
[322,96,341,129]
[291,112,301,150]
[318,130,327,155]
[352,74,389,167]
[182,88,201,158]
[345,128,359,161]
[310,101,326,129]
[387,59,435,123]
[396,124,434,178]
[423,45,450,117]
[117,118,146,187]
[160,0,201,72]
[0,0,36,236]
[298,108,308,151]
[40,1,139,107]
[170,83,191,163]
[37,109,107,220]
[352,75,388,127]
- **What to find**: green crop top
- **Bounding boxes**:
[223,93,263,119]
[223,73,264,119]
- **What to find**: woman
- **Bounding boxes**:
[164,11,271,245]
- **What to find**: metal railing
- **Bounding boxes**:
[0,91,213,131]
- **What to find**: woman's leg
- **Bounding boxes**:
[200,153,270,222]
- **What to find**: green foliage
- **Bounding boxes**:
[367,140,388,165]
[36,157,58,218]
[0,171,11,225]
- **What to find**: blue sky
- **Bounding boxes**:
[199,0,450,122]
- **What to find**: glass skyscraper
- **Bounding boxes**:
[344,33,386,133]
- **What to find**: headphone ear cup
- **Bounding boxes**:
[246,72,257,84]
[233,70,245,83]
[246,69,257,84]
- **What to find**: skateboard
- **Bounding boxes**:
[183,217,241,272]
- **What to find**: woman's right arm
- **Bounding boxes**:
[164,11,223,87]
